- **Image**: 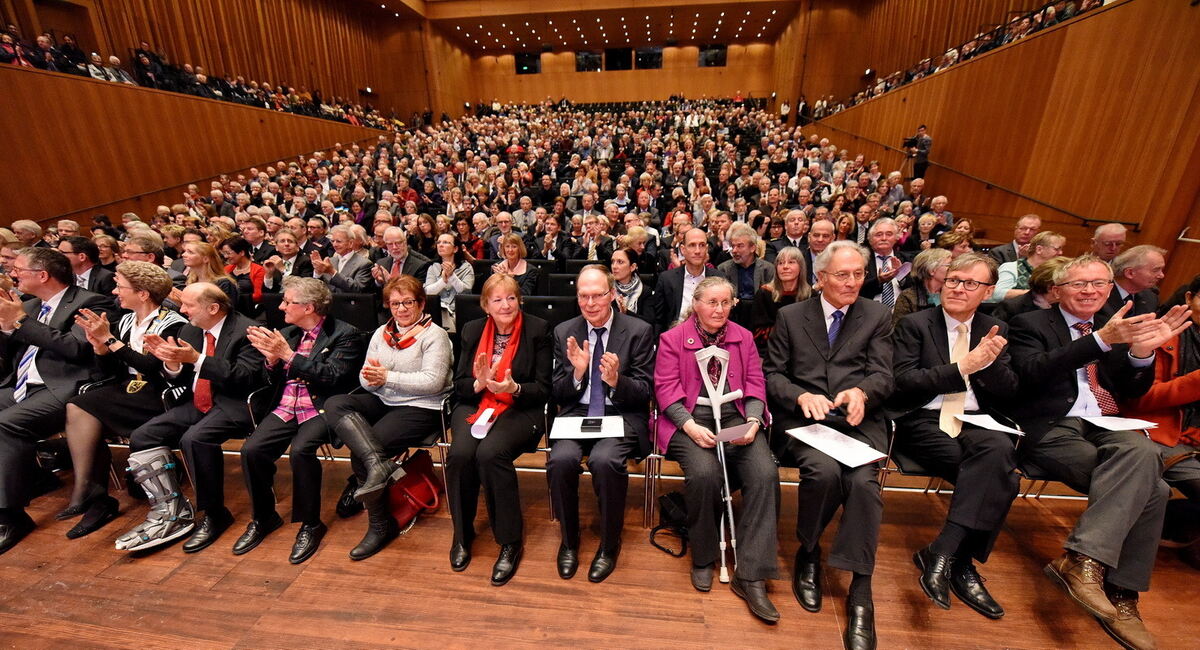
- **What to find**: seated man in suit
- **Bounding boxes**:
[115,283,267,553]
[1009,254,1191,650]
[717,223,774,329]
[311,225,373,294]
[986,214,1041,265]
[261,229,313,293]
[371,226,431,287]
[766,209,810,262]
[1106,245,1165,317]
[240,216,276,264]
[889,253,1021,619]
[650,228,718,335]
[547,266,655,583]
[0,248,110,554]
[235,277,366,564]
[765,240,894,650]
[861,218,910,311]
[57,236,117,306]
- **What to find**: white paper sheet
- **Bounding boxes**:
[470,408,496,439]
[1082,416,1159,431]
[955,414,1024,436]
[550,415,625,439]
[716,422,756,442]
[786,424,886,467]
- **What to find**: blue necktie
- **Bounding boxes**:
[14,304,52,402]
[828,310,843,347]
[588,327,607,416]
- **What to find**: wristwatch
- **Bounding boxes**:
[104,336,119,348]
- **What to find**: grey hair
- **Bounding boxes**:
[1093,222,1127,238]
[910,248,952,281]
[727,222,758,246]
[1053,253,1113,285]
[867,217,898,236]
[813,240,869,274]
[1111,244,1166,276]
[282,276,333,315]
[692,276,735,302]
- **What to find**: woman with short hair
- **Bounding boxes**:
[490,233,539,296]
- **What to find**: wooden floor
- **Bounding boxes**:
[0,458,1194,649]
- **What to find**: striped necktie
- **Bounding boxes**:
[13,303,52,402]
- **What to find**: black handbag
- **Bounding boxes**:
[649,490,688,557]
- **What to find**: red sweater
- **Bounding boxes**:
[1121,334,1200,447]
[226,263,266,303]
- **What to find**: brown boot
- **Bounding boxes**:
[1099,587,1156,650]
[1043,551,1119,622]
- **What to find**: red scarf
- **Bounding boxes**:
[466,314,524,424]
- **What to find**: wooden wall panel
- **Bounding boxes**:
[0,65,378,225]
[811,0,1200,289]
[472,42,774,105]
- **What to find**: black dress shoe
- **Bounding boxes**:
[450,541,472,572]
[587,546,619,583]
[950,561,1004,619]
[182,510,234,554]
[845,600,877,650]
[232,513,284,555]
[491,543,523,586]
[557,544,578,580]
[732,576,781,623]
[793,548,822,612]
[0,511,35,555]
[335,475,364,519]
[913,546,953,610]
[289,522,327,565]
[691,563,713,592]
[66,496,119,539]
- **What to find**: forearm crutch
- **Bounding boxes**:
[695,346,744,584]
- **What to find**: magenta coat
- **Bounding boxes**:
[652,316,770,453]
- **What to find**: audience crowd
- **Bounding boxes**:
[0,99,1195,650]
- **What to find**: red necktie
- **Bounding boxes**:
[1071,322,1120,415]
[391,259,402,278]
[193,331,216,413]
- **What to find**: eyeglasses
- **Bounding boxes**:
[280,298,313,307]
[943,277,995,291]
[10,266,42,275]
[577,290,611,304]
[1056,279,1113,290]
[698,298,737,310]
[389,299,419,310]
[822,270,866,283]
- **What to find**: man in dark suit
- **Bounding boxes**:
[115,283,267,553]
[766,209,809,262]
[236,277,366,564]
[908,125,932,180]
[371,226,431,286]
[527,214,579,272]
[57,237,117,307]
[889,253,1020,619]
[986,214,1041,265]
[302,216,334,258]
[0,248,110,554]
[861,218,911,310]
[547,266,655,583]
[1105,245,1165,317]
[240,217,276,264]
[764,240,894,650]
[1009,254,1191,650]
[649,229,718,335]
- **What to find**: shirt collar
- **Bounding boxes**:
[1059,306,1092,330]
[589,309,615,334]
[42,286,69,314]
[820,295,846,319]
[942,308,974,333]
[205,315,229,342]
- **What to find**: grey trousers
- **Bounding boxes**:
[1021,418,1169,592]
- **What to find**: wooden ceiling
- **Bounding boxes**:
[425,2,801,54]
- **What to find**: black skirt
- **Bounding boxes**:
[68,379,169,437]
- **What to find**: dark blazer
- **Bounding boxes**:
[766,236,807,262]
[991,292,1042,323]
[265,317,366,410]
[1103,286,1158,318]
[107,314,187,389]
[301,237,333,258]
[648,265,719,335]
[249,242,277,264]
[528,232,580,269]
[375,252,431,281]
[267,255,314,289]
[1008,306,1156,444]
[862,248,913,301]
[166,311,267,413]
[573,235,616,264]
[84,266,117,298]
[0,286,110,403]
[987,242,1020,265]
[454,315,552,410]
[764,296,895,450]
[887,307,1018,419]
[551,312,656,441]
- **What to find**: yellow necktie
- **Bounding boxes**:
[939,323,970,437]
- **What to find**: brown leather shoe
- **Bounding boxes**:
[1099,589,1156,650]
[1043,551,1119,622]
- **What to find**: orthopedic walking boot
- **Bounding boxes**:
[114,447,195,551]
[333,413,404,502]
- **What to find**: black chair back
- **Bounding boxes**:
[331,293,384,332]
[547,273,579,297]
[453,294,581,333]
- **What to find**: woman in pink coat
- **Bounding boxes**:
[653,277,781,623]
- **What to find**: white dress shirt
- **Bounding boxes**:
[923,312,980,412]
[1061,307,1152,418]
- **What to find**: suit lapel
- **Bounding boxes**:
[801,298,832,359]
[48,286,78,329]
[929,308,951,365]
[1047,308,1072,348]
[832,299,866,356]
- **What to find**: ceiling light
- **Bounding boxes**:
[394,13,399,17]
[772,10,777,14]
[720,12,725,17]
[456,26,461,30]
[766,18,772,23]
[501,22,505,27]
[380,4,385,8]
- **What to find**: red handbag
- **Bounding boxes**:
[388,449,444,532]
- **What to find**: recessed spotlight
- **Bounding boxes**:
[772,9,777,14]
[501,23,505,27]
[766,18,772,23]
[394,12,399,17]
[720,12,725,16]
[456,26,461,30]
[380,4,385,8]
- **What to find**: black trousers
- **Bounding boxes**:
[667,420,780,581]
[896,411,1021,562]
[0,385,65,509]
[788,436,883,575]
[323,393,442,481]
[240,413,331,524]
[447,403,542,546]
[546,404,637,550]
[1021,418,1168,592]
[129,402,251,514]
[913,161,929,180]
